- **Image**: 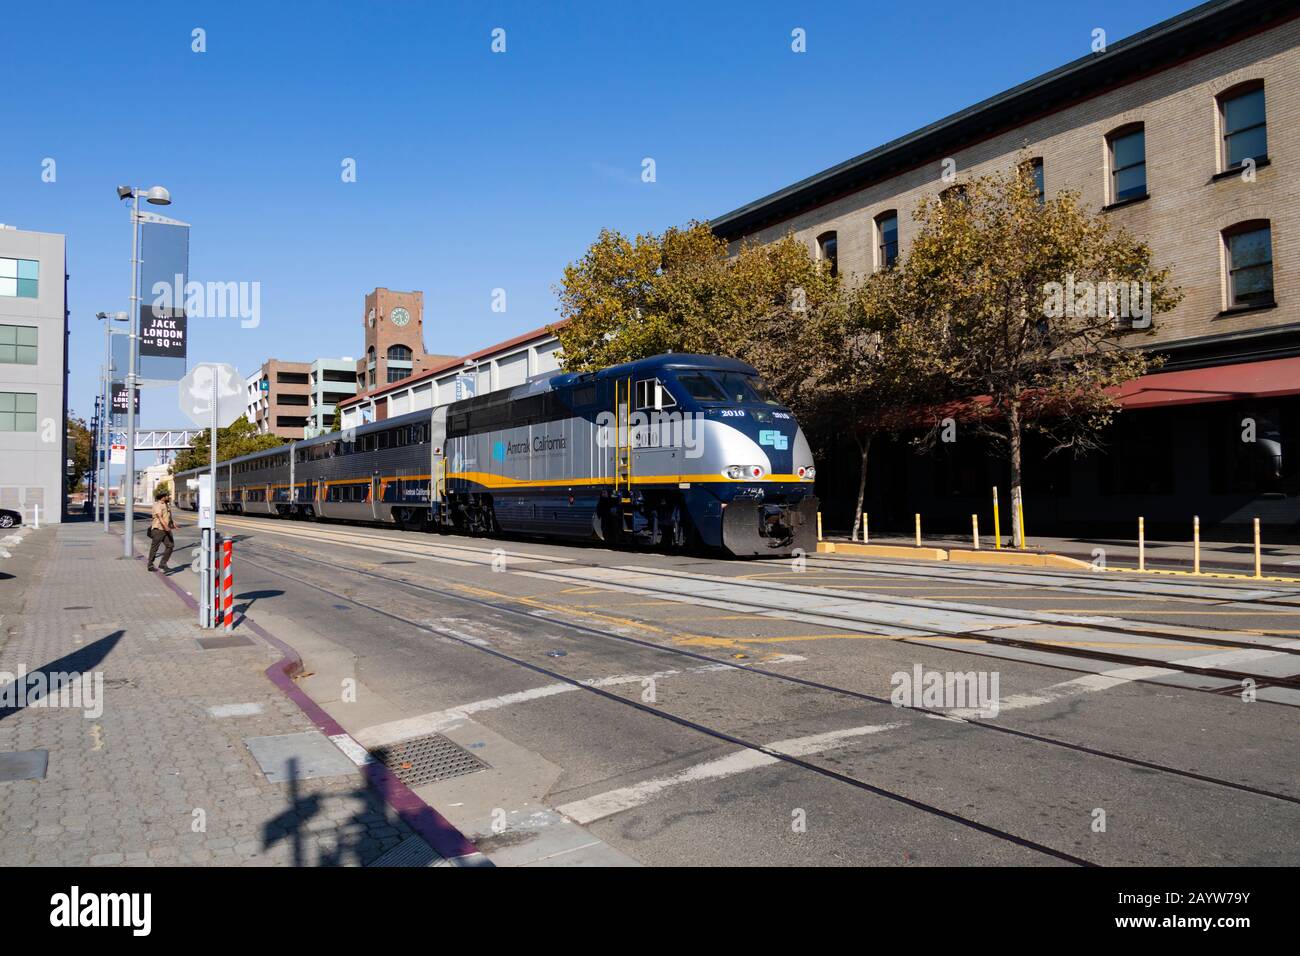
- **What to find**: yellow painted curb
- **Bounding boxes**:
[947,549,1092,570]
[820,542,949,561]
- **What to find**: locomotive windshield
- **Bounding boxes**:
[673,369,781,406]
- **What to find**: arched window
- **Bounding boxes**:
[1218,81,1267,171]
[1222,220,1274,309]
[874,211,898,270]
[387,344,412,362]
[1106,124,1146,203]
[816,231,838,277]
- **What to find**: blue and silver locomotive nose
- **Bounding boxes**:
[701,415,818,556]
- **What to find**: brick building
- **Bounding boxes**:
[712,0,1300,538]
[354,288,453,394]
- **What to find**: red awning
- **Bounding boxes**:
[1115,356,1300,410]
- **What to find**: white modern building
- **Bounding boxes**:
[0,224,67,523]
[337,323,563,429]
[305,357,357,437]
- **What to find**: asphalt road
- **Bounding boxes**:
[164,510,1300,867]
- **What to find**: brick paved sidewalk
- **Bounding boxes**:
[0,519,444,867]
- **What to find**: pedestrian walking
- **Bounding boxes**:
[147,486,176,572]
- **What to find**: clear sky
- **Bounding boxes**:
[3,0,1195,434]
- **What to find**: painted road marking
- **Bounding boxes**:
[354,659,796,748]
[556,723,903,825]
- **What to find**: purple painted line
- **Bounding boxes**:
[143,536,486,865]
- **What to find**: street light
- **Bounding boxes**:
[95,310,129,530]
[116,185,172,558]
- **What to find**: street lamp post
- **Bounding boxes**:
[96,310,129,532]
[116,185,172,558]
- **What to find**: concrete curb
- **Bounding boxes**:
[817,540,1091,570]
[134,535,489,866]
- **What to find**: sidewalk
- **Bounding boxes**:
[824,530,1300,577]
[0,517,475,867]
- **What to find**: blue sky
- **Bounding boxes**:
[3,0,1194,432]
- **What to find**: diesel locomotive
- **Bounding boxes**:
[175,353,819,556]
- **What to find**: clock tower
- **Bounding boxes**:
[356,288,427,392]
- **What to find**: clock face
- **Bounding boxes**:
[367,308,375,328]
[391,307,411,327]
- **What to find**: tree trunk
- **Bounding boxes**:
[1008,399,1024,548]
[851,432,873,542]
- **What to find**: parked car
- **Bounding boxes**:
[0,508,21,529]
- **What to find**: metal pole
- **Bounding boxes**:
[992,486,1002,550]
[123,191,140,558]
[100,320,110,530]
[1254,517,1262,579]
[208,368,218,627]
[1193,515,1201,575]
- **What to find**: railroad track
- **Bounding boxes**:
[206,514,1300,691]
[213,535,1300,868]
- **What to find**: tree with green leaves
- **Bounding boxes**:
[66,413,94,490]
[903,160,1182,534]
[171,416,285,473]
[552,221,838,388]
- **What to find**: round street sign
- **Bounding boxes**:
[178,362,243,428]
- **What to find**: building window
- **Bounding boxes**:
[875,212,898,270]
[387,344,412,361]
[1223,221,1274,308]
[387,366,412,384]
[1021,158,1045,203]
[0,325,37,365]
[940,184,967,204]
[816,231,838,277]
[0,258,39,298]
[1107,125,1146,203]
[1220,83,1267,170]
[0,391,37,431]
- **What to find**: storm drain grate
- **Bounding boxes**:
[369,733,490,787]
[196,634,255,650]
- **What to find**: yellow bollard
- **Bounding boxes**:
[992,486,1002,550]
[1017,496,1027,550]
[1138,516,1145,571]
[914,513,921,547]
[1254,517,1262,579]
[971,514,980,550]
[1193,515,1200,575]
[862,513,869,544]
[817,512,823,542]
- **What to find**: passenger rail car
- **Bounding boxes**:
[175,354,818,556]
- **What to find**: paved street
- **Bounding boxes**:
[0,517,467,867]
[145,509,1300,867]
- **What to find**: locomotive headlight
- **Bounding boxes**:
[797,466,816,480]
[723,465,765,479]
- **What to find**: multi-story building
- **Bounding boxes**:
[338,322,563,429]
[244,359,311,439]
[711,0,1300,537]
[305,357,357,437]
[354,288,454,394]
[0,224,67,523]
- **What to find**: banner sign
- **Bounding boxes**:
[139,307,187,357]
[111,383,140,417]
[137,217,190,383]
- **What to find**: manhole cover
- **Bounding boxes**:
[370,733,490,787]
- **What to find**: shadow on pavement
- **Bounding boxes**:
[0,630,124,722]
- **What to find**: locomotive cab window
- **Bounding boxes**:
[674,371,728,403]
[634,378,676,410]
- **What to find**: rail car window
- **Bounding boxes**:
[325,482,369,503]
[634,378,677,410]
[674,372,728,402]
[572,384,597,408]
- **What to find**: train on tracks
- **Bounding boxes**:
[174,354,818,556]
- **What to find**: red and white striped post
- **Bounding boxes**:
[221,537,234,631]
